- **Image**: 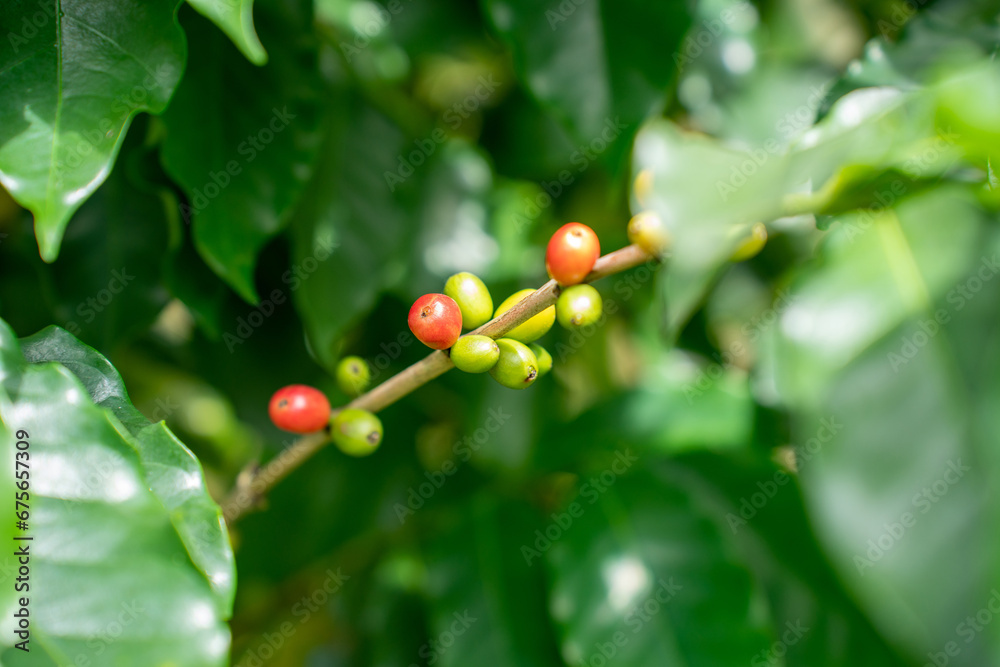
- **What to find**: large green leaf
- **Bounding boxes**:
[0,319,231,664]
[482,0,691,170]
[670,452,913,667]
[546,467,772,666]
[160,3,322,302]
[422,496,564,666]
[187,0,267,65]
[19,325,236,612]
[0,0,185,261]
[766,189,1000,662]
[0,132,171,350]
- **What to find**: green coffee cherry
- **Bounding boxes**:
[529,344,552,376]
[489,338,539,389]
[331,408,383,457]
[336,356,371,397]
[556,284,603,329]
[444,272,494,330]
[494,289,555,343]
[450,335,500,373]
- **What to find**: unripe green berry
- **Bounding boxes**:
[529,344,552,376]
[444,272,494,330]
[494,289,555,343]
[489,338,539,389]
[450,335,500,373]
[331,408,383,457]
[336,356,371,397]
[556,284,603,329]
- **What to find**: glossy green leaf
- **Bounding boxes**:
[19,325,236,613]
[422,497,563,666]
[766,190,1000,661]
[483,0,691,169]
[0,318,230,664]
[670,452,912,667]
[769,187,981,410]
[187,0,267,65]
[0,134,171,350]
[160,4,322,302]
[547,468,771,666]
[0,0,185,261]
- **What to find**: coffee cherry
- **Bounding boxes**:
[546,222,600,286]
[627,211,670,257]
[331,408,383,457]
[444,272,493,330]
[408,293,462,349]
[529,344,552,376]
[493,289,555,343]
[451,335,500,373]
[489,338,539,389]
[556,284,603,329]
[730,222,767,261]
[336,356,371,397]
[269,385,331,433]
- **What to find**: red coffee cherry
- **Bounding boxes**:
[546,222,601,286]
[408,293,463,349]
[269,385,331,433]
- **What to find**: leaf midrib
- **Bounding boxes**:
[45,0,64,222]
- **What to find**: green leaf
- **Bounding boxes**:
[483,0,691,169]
[547,468,771,666]
[0,133,172,350]
[0,318,231,664]
[0,0,185,261]
[670,452,913,667]
[187,0,267,65]
[160,4,323,302]
[422,496,563,666]
[766,189,1000,660]
[768,187,982,410]
[19,325,236,613]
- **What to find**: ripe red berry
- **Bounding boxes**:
[269,385,331,433]
[408,293,463,350]
[546,222,601,286]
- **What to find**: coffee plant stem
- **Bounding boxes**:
[223,243,656,523]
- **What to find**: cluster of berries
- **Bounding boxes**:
[409,222,602,389]
[268,222,604,457]
[268,212,767,459]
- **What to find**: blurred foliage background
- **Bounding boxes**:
[2,0,1000,664]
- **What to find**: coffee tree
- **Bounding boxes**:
[0,0,998,665]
